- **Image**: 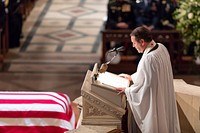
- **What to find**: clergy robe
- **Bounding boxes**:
[125,43,180,133]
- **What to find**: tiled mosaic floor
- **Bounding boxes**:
[0,0,107,101]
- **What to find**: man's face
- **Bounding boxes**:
[131,36,144,53]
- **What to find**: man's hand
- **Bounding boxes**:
[115,87,126,95]
[118,73,132,81]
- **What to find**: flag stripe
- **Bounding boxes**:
[0,111,72,120]
[0,126,68,133]
[0,118,74,129]
[0,94,68,112]
[0,104,65,112]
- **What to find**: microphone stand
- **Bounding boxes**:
[99,49,120,73]
[105,50,119,65]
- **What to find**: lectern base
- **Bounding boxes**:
[82,98,121,126]
[81,70,126,128]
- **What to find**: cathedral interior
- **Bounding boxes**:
[0,0,200,132]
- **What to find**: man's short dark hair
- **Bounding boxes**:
[130,26,152,43]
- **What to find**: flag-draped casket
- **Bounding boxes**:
[0,92,76,133]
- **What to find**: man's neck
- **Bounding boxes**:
[144,40,156,54]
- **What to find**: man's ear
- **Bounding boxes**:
[140,39,145,46]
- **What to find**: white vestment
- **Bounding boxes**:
[125,43,181,133]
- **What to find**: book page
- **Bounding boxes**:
[97,72,130,88]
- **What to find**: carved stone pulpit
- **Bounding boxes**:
[81,67,127,128]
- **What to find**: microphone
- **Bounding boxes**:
[98,63,108,73]
[108,46,125,53]
[99,46,124,73]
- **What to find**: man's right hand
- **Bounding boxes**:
[118,73,132,81]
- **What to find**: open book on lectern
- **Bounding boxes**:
[91,63,130,89]
[90,63,130,107]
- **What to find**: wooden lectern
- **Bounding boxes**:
[81,63,130,128]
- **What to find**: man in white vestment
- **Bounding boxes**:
[115,26,181,133]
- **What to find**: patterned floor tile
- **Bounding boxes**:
[65,36,96,44]
[85,0,108,5]
[40,20,70,27]
[62,44,93,53]
[8,63,90,73]
[83,4,107,12]
[48,5,75,11]
[74,19,103,27]
[5,53,100,63]
[31,35,60,44]
[61,6,94,17]
[44,12,72,19]
[78,12,106,20]
[73,27,100,36]
[49,30,83,41]
[52,0,80,4]
[26,44,58,52]
[35,27,64,35]
[23,22,35,33]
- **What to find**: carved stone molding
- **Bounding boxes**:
[81,90,124,119]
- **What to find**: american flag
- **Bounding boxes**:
[0,92,76,133]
